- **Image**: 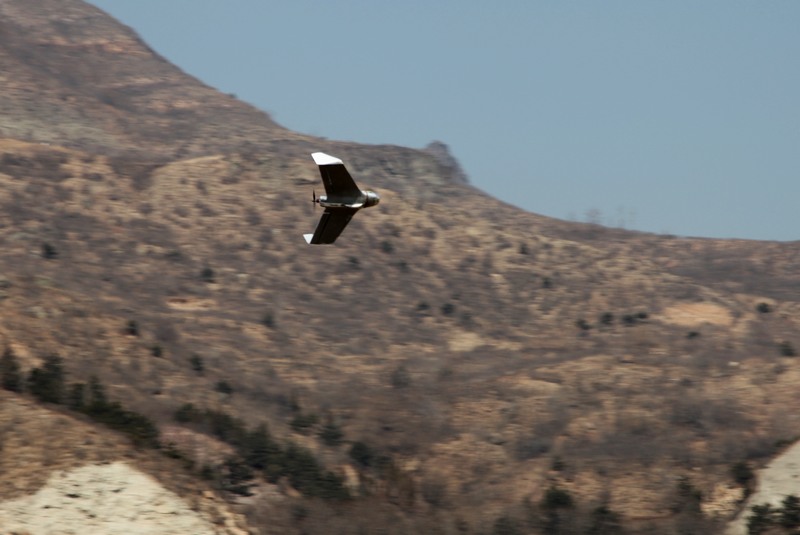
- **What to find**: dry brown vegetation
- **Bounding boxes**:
[0,1,798,534]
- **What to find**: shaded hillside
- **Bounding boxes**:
[0,1,799,534]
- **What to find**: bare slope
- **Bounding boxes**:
[0,1,799,534]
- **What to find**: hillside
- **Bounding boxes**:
[0,1,799,534]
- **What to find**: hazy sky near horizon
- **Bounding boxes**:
[89,1,799,241]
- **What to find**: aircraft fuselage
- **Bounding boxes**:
[317,190,380,210]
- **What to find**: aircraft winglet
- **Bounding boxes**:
[311,152,343,166]
[303,233,314,244]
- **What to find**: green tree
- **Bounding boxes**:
[82,376,159,448]
[241,424,281,472]
[86,375,108,415]
[203,408,247,445]
[68,382,86,411]
[282,442,348,499]
[219,457,254,496]
[28,355,65,404]
[780,495,800,529]
[731,461,754,491]
[290,412,319,434]
[0,347,23,393]
[747,503,775,535]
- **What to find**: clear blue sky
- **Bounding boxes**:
[89,1,799,241]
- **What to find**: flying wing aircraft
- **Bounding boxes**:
[304,152,380,244]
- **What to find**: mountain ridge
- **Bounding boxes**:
[0,1,799,534]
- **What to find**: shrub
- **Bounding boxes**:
[215,380,234,395]
[599,312,614,326]
[587,505,623,534]
[492,515,522,535]
[756,302,772,314]
[672,477,702,514]
[319,419,344,446]
[779,341,796,357]
[189,354,204,374]
[551,457,566,472]
[175,403,200,423]
[390,365,411,388]
[200,266,216,283]
[290,412,319,434]
[41,243,58,259]
[125,320,139,337]
[542,485,573,510]
[349,441,375,468]
[0,347,23,393]
[515,435,550,460]
[731,461,754,487]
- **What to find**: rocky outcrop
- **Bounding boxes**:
[0,462,248,535]
[424,141,469,184]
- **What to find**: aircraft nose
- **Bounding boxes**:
[366,190,380,206]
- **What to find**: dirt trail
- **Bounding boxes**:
[727,441,800,534]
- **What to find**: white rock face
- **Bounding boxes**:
[727,442,800,534]
[0,462,218,534]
